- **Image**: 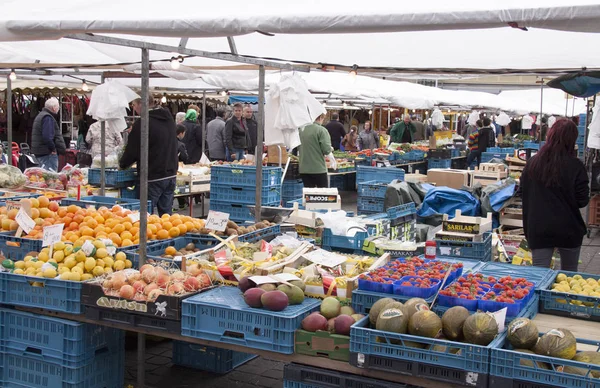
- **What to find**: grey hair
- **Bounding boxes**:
[45,97,60,111]
[175,112,185,124]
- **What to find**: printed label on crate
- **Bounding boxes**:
[436,234,474,242]
[375,160,391,167]
[5,200,20,211]
[42,223,64,247]
[96,297,149,312]
[304,194,337,203]
[442,220,481,234]
[205,210,230,232]
[303,249,347,268]
[15,207,35,233]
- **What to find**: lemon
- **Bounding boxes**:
[556,273,567,282]
[75,250,87,263]
[24,261,33,269]
[125,259,132,269]
[113,260,125,271]
[84,258,96,272]
[53,241,66,251]
[53,250,65,263]
[14,261,25,270]
[104,267,113,275]
[63,245,74,256]
[574,274,583,280]
[95,248,108,259]
[23,255,33,262]
[96,259,105,268]
[58,267,70,275]
[60,272,72,280]
[38,251,49,262]
[75,262,85,271]
[71,266,83,275]
[33,261,44,269]
[115,252,126,262]
[70,272,81,281]
[25,267,36,276]
[43,268,57,278]
[64,257,77,269]
[81,273,93,281]
[13,268,24,275]
[587,278,598,285]
[103,257,114,268]
[92,266,105,277]
[93,240,106,249]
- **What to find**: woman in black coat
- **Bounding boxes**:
[521,119,589,271]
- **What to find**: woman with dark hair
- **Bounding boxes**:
[521,119,589,270]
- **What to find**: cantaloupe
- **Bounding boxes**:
[376,305,408,334]
[408,310,442,338]
[507,318,539,350]
[463,313,499,346]
[442,306,470,341]
[513,349,550,370]
[572,351,600,377]
[369,297,396,327]
[404,297,429,319]
[534,329,577,360]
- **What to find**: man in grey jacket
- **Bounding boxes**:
[207,108,228,161]
[357,121,379,151]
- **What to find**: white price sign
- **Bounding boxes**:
[205,210,230,232]
[15,208,35,234]
[303,249,348,268]
[128,212,140,223]
[42,224,65,247]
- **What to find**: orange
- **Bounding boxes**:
[168,227,180,238]
[30,198,39,208]
[87,218,99,229]
[108,233,122,246]
[62,216,72,226]
[177,224,187,235]
[74,214,85,224]
[1,218,11,231]
[129,226,139,237]
[94,215,105,225]
[120,231,133,241]
[161,222,173,231]
[156,229,169,240]
[57,208,67,218]
[34,218,44,226]
[171,219,183,227]
[161,214,170,220]
[67,205,78,214]
[6,209,18,220]
[123,221,133,231]
[48,201,59,212]
[81,227,94,237]
[121,239,134,247]
[38,196,50,208]
[68,234,78,243]
[113,224,125,234]
[9,220,18,231]
[149,215,161,223]
[165,246,178,256]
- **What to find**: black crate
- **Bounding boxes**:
[269,162,300,180]
[489,376,555,388]
[350,352,490,388]
[428,148,452,159]
[284,362,409,388]
[84,306,181,333]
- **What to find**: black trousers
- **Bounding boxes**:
[301,173,329,188]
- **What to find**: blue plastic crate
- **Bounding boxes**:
[283,197,302,208]
[88,168,137,188]
[181,286,320,354]
[118,186,139,199]
[0,232,44,261]
[490,333,600,388]
[210,183,281,205]
[322,228,368,252]
[486,147,515,156]
[351,289,418,314]
[432,294,539,325]
[0,272,82,313]
[357,181,389,199]
[211,165,282,187]
[356,166,404,184]
[523,141,540,150]
[386,203,417,219]
[0,308,123,368]
[428,158,451,169]
[450,148,460,158]
[0,193,42,207]
[357,197,385,213]
[539,270,600,321]
[60,195,152,214]
[172,340,256,374]
[209,200,279,223]
[400,150,427,162]
[350,316,504,375]
[282,179,304,198]
[283,363,408,388]
[476,261,555,291]
[435,232,493,262]
[0,345,124,388]
[238,225,281,243]
[357,210,381,216]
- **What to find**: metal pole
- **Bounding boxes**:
[379,105,383,131]
[6,75,12,166]
[137,47,150,388]
[201,91,206,157]
[255,65,265,222]
[539,78,544,138]
[100,74,106,196]
[387,105,391,128]
[565,96,569,117]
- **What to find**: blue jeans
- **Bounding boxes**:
[37,154,58,172]
[147,177,176,216]
[466,150,481,167]
[230,148,245,161]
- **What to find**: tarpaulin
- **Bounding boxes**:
[417,187,480,226]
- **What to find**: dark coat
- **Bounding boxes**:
[325,120,346,150]
[31,109,66,156]
[181,120,202,164]
[225,116,247,151]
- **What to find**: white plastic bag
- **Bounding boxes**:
[587,104,600,149]
[467,110,480,126]
[431,108,444,129]
[495,112,511,126]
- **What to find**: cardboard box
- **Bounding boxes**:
[427,169,470,189]
[267,144,288,164]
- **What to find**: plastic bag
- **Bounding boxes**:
[316,210,364,236]
[0,164,26,189]
[92,152,120,168]
[431,108,444,129]
[587,103,600,149]
[24,167,67,190]
[495,112,511,126]
[60,164,87,187]
[467,110,480,126]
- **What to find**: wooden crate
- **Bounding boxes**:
[469,164,508,187]
[589,195,600,226]
[500,198,523,228]
[438,209,493,239]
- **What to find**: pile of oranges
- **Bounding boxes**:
[0,197,205,248]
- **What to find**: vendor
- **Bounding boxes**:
[298,114,334,188]
[85,119,125,160]
[390,115,416,144]
[342,126,359,152]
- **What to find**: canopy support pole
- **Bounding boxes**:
[379,105,383,131]
[227,37,238,55]
[100,74,106,196]
[539,78,544,138]
[6,74,12,165]
[565,96,569,117]
[137,47,150,388]
[255,65,265,222]
[387,105,391,128]
[202,91,206,157]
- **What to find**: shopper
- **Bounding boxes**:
[412,115,425,141]
[31,97,66,171]
[390,114,416,144]
[298,114,334,188]
[379,127,390,148]
[207,108,228,161]
[538,117,549,141]
[181,109,203,164]
[478,117,496,153]
[225,102,247,161]
[357,121,379,151]
[120,95,178,216]
[325,113,346,150]
[521,119,589,271]
[342,126,359,152]
[85,119,124,160]
[466,120,483,167]
[244,105,258,155]
[175,112,185,126]
[175,125,189,211]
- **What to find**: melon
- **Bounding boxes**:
[408,310,442,338]
[404,298,429,319]
[513,349,550,370]
[404,340,427,349]
[572,351,600,377]
[534,329,577,360]
[376,305,408,334]
[507,318,539,350]
[442,306,470,341]
[369,298,396,327]
[562,365,589,376]
[462,313,499,346]
[429,344,462,355]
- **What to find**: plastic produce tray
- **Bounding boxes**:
[350,316,503,387]
[428,158,451,169]
[356,166,404,184]
[476,262,555,291]
[88,168,137,188]
[357,181,389,199]
[84,306,181,334]
[209,200,279,223]
[436,232,493,262]
[60,195,152,214]
[181,286,320,354]
[283,362,409,388]
[0,272,81,313]
[490,333,600,388]
[400,149,427,162]
[539,270,600,321]
[523,141,540,150]
[210,183,281,205]
[172,340,256,374]
[0,308,122,368]
[211,165,282,187]
[0,231,44,261]
[386,203,417,219]
[321,228,368,252]
[357,197,385,213]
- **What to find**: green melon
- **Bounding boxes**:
[513,349,550,370]
[534,329,577,360]
[404,298,429,319]
[429,344,462,354]
[562,365,589,376]
[572,351,600,377]
[408,310,442,338]
[462,313,499,346]
[376,305,408,334]
[403,340,427,349]
[441,306,470,341]
[369,297,396,327]
[507,318,539,350]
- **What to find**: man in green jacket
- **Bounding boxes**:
[298,114,335,188]
[390,114,416,143]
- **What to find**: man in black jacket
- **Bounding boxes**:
[120,95,178,216]
[31,98,66,171]
[181,109,203,164]
[225,103,247,160]
[243,105,258,155]
[478,117,496,153]
[325,113,346,150]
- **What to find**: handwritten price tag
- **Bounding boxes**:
[303,249,347,268]
[43,224,65,247]
[205,210,230,232]
[15,208,35,234]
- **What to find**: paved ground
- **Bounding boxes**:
[122,191,600,388]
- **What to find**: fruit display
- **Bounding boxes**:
[239,276,307,311]
[0,164,27,189]
[300,297,364,336]
[0,198,205,247]
[550,272,600,306]
[24,167,68,190]
[197,219,277,237]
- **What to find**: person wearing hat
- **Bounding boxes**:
[181,108,203,164]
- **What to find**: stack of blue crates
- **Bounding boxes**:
[428,158,451,169]
[578,113,586,159]
[282,179,304,208]
[357,180,389,215]
[210,165,282,222]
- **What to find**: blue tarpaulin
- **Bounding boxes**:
[489,183,517,212]
[228,95,258,104]
[417,187,480,219]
